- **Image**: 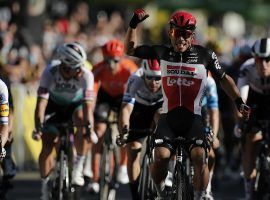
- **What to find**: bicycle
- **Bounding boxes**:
[253,120,270,199]
[99,109,120,200]
[116,128,157,200]
[154,137,201,200]
[45,122,88,200]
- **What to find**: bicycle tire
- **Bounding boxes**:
[254,156,270,199]
[139,155,155,200]
[57,150,65,200]
[99,147,110,200]
[171,164,193,200]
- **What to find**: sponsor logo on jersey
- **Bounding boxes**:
[0,93,6,103]
[167,65,196,76]
[166,77,195,86]
[211,52,221,70]
[55,82,77,91]
[0,103,9,117]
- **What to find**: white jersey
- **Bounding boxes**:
[237,58,270,100]
[0,79,9,124]
[38,60,95,105]
[122,68,163,106]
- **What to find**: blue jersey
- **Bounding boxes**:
[202,76,218,109]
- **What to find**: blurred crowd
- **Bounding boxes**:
[0,0,268,180]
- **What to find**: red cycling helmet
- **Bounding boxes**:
[102,39,124,58]
[169,11,196,30]
[142,59,161,77]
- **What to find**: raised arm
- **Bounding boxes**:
[124,9,149,56]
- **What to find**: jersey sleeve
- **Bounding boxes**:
[82,70,95,102]
[0,80,9,124]
[37,66,53,99]
[133,45,167,60]
[122,75,138,105]
[206,77,219,109]
[205,49,226,80]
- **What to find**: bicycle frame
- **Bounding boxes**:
[99,109,120,200]
[49,123,76,200]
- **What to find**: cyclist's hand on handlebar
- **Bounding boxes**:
[116,125,129,146]
[235,97,251,121]
[84,124,98,144]
[129,8,149,29]
[32,130,42,141]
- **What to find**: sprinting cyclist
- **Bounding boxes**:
[119,59,163,199]
[237,38,270,200]
[0,79,9,160]
[88,39,137,193]
[33,42,97,200]
[201,74,220,200]
[124,9,250,199]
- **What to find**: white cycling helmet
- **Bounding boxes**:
[141,59,161,77]
[57,42,87,68]
[251,38,270,58]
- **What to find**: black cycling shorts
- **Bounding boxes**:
[45,98,82,124]
[154,107,205,152]
[94,88,122,122]
[129,101,163,143]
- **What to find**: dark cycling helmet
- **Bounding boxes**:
[102,39,124,58]
[251,38,270,58]
[57,42,87,68]
[169,11,196,30]
[141,59,161,77]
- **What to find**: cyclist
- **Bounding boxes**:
[201,74,220,200]
[237,38,270,200]
[0,79,9,160]
[33,42,97,200]
[88,39,137,193]
[124,9,250,199]
[119,59,163,199]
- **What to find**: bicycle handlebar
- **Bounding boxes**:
[116,128,153,146]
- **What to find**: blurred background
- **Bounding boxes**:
[0,0,269,198]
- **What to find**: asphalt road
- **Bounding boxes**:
[1,171,245,200]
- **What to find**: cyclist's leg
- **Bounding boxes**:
[88,102,109,192]
[72,106,92,186]
[126,141,142,198]
[39,130,57,199]
[150,114,173,197]
[206,146,215,196]
[187,115,209,199]
[242,130,262,200]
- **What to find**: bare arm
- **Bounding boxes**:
[119,103,134,133]
[124,27,137,56]
[208,109,219,137]
[83,101,95,133]
[219,74,241,101]
[34,97,48,130]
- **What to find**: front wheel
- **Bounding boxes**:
[171,163,193,200]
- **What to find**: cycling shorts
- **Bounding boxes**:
[129,101,163,143]
[94,88,122,122]
[154,107,205,152]
[243,89,270,134]
[43,98,82,134]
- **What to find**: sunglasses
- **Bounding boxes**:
[256,57,270,63]
[170,28,193,39]
[62,66,81,73]
[105,58,120,64]
[145,76,161,81]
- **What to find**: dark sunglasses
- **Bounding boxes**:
[171,28,193,39]
[145,76,161,81]
[256,57,270,63]
[62,66,81,73]
[105,58,120,64]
